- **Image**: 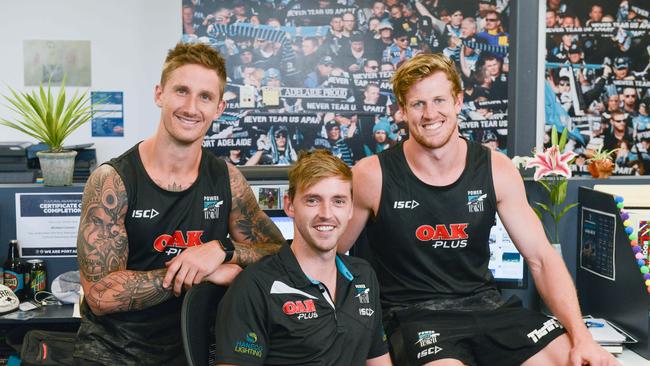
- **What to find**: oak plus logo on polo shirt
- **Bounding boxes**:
[415,223,468,249]
[270,281,319,320]
[234,331,263,358]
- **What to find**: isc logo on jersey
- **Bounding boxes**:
[132,208,159,219]
[283,299,318,320]
[415,223,468,248]
[393,200,419,209]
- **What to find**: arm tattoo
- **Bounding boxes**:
[77,166,172,314]
[84,269,173,313]
[228,165,284,267]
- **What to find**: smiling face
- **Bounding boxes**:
[400,72,462,150]
[155,64,225,146]
[285,177,352,254]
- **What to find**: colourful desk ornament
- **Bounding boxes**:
[615,196,650,294]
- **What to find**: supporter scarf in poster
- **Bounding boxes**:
[545,0,650,176]
[183,0,512,165]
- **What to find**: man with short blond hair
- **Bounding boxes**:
[215,150,391,366]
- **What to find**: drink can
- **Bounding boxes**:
[26,259,47,297]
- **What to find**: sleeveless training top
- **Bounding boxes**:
[75,143,231,365]
[366,140,500,310]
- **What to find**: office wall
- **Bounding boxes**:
[0,0,181,164]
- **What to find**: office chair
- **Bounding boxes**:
[181,282,228,366]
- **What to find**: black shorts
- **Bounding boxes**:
[385,297,567,366]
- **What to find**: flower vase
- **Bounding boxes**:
[587,160,614,178]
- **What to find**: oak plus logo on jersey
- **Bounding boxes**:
[131,208,159,219]
[153,230,204,255]
[467,190,486,213]
[282,299,318,320]
[416,223,468,248]
[393,200,419,210]
[203,195,223,220]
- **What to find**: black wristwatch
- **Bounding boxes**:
[219,237,235,263]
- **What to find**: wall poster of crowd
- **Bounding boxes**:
[545,0,650,175]
[181,0,511,166]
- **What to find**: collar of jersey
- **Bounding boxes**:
[278,243,356,288]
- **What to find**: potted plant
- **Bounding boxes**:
[520,126,578,247]
[586,146,617,179]
[0,81,94,186]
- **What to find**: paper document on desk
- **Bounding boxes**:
[585,318,626,344]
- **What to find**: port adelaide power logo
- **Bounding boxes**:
[203,195,223,220]
[467,190,486,213]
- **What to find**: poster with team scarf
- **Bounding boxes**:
[182,0,511,165]
[544,0,650,176]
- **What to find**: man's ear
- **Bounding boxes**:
[154,85,163,108]
[283,194,294,218]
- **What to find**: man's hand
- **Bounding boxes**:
[569,338,620,366]
[163,240,226,296]
[204,264,243,286]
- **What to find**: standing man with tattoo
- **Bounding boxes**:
[74,43,285,365]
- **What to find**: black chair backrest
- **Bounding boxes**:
[181,282,228,366]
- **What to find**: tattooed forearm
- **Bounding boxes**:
[227,164,284,267]
[78,166,172,315]
[85,269,173,315]
[77,165,129,283]
[234,239,283,267]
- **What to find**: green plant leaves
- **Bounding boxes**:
[0,80,95,152]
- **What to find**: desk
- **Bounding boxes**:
[0,305,79,357]
[0,304,77,324]
[619,349,650,365]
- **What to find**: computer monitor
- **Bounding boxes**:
[488,214,527,289]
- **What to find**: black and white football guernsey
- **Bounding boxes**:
[366,139,502,310]
[75,143,231,365]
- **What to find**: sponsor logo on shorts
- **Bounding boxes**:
[415,330,440,348]
[527,318,563,343]
[467,190,486,213]
[203,195,223,220]
[234,332,263,358]
[359,308,375,316]
[282,299,318,320]
[415,223,469,248]
[355,284,370,304]
[393,200,419,209]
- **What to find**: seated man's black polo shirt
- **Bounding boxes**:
[214,244,388,365]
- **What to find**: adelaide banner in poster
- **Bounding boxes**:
[182,0,511,166]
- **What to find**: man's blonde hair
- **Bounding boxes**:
[160,42,227,97]
[392,53,463,108]
[287,150,352,201]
